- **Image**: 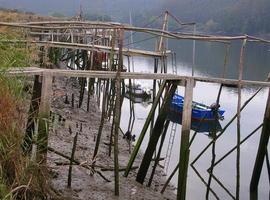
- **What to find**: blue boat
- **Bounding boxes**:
[169,94,225,121]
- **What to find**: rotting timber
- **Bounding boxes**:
[1,12,270,200]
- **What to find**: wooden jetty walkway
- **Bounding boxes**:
[1,12,270,199]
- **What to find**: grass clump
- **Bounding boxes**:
[0,32,53,199]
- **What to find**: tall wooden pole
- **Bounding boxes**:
[136,83,177,184]
[23,75,42,153]
[114,28,124,196]
[177,78,194,200]
[250,73,270,195]
[37,72,53,163]
[158,11,169,52]
[236,39,247,199]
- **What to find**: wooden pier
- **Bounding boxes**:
[1,13,270,199]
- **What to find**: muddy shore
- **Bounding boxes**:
[47,76,176,200]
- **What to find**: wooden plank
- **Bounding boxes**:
[33,41,166,57]
[177,78,194,200]
[3,68,270,87]
[49,70,270,87]
[39,72,53,114]
[3,67,44,76]
[0,40,165,57]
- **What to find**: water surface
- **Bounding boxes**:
[120,40,270,199]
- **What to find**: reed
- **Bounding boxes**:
[0,34,52,199]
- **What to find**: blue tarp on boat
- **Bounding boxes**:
[169,94,225,121]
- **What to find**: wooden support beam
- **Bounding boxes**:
[68,132,78,188]
[124,80,168,177]
[37,72,53,163]
[2,40,166,57]
[177,78,194,200]
[113,29,124,196]
[136,83,177,184]
[93,80,108,160]
[236,39,247,199]
[250,74,270,194]
[23,75,42,153]
[4,68,270,87]
[158,11,169,52]
[147,120,170,186]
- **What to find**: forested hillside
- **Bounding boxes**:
[0,0,270,34]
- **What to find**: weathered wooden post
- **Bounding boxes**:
[136,83,177,184]
[23,75,42,153]
[37,72,53,163]
[177,78,194,200]
[250,73,270,196]
[68,132,78,188]
[124,81,168,177]
[93,79,108,160]
[113,28,124,196]
[236,38,247,199]
[147,120,170,186]
[108,30,116,157]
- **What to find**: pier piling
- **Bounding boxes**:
[250,74,270,195]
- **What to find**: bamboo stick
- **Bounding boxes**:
[236,39,247,199]
[48,147,111,182]
[67,132,78,188]
[113,29,124,196]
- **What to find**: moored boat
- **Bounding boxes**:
[125,83,151,98]
[169,94,225,121]
[124,92,151,104]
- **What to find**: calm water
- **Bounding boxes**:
[120,40,270,199]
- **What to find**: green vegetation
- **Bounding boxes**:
[159,0,270,35]
[0,32,51,199]
[0,36,30,69]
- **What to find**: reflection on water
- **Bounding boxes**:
[120,40,270,199]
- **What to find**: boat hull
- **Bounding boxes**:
[167,111,222,133]
[169,94,225,121]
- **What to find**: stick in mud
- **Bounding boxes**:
[71,93,74,108]
[67,132,78,188]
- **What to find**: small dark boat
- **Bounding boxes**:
[222,83,238,88]
[124,92,151,104]
[125,84,151,98]
[169,94,225,121]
